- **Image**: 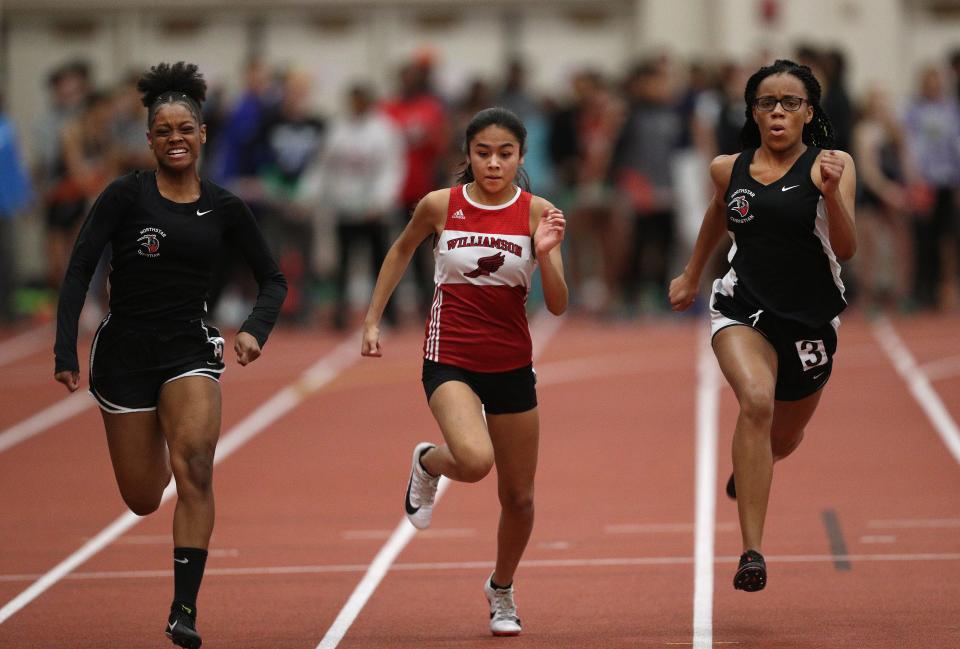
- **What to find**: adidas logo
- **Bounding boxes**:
[451,209,466,220]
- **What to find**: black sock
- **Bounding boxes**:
[490,577,512,590]
[173,547,208,610]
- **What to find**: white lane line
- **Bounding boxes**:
[316,517,422,649]
[0,334,361,625]
[315,310,564,649]
[918,354,960,382]
[871,316,960,466]
[606,522,737,534]
[0,390,93,454]
[693,332,721,649]
[0,324,52,367]
[342,528,477,541]
[5,551,958,584]
[868,518,960,529]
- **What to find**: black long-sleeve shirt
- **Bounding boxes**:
[55,170,287,373]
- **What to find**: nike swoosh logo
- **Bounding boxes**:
[196,209,212,216]
[812,372,825,380]
[781,185,799,192]
[404,477,419,515]
[174,557,189,564]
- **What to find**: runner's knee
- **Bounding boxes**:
[737,383,775,427]
[454,446,494,483]
[170,446,215,493]
[498,488,534,514]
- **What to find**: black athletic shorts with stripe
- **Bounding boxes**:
[89,314,226,413]
[710,280,838,401]
[422,359,537,414]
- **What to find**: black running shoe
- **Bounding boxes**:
[733,549,766,592]
[725,473,736,500]
[166,602,202,648]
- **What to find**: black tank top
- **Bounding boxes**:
[722,147,846,327]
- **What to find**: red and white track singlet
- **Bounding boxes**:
[423,184,535,372]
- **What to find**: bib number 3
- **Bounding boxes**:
[795,339,827,371]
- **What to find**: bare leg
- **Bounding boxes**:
[102,410,171,515]
[158,377,221,549]
[487,408,539,586]
[420,381,494,483]
[713,326,777,553]
[770,390,823,461]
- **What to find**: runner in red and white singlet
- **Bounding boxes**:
[361,107,567,639]
[424,183,535,372]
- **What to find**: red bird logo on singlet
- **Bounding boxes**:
[138,234,160,255]
[729,196,750,218]
[464,252,506,278]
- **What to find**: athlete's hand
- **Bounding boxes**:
[54,370,80,392]
[361,322,382,357]
[235,332,261,366]
[820,150,845,198]
[668,270,698,312]
[534,207,565,257]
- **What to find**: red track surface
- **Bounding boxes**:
[0,313,958,648]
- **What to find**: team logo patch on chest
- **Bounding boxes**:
[465,252,506,278]
[728,188,756,224]
[137,227,167,258]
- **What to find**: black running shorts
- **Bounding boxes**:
[710,280,838,401]
[88,314,226,413]
[421,359,537,415]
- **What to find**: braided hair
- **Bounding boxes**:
[455,107,532,191]
[136,62,206,128]
[740,59,835,150]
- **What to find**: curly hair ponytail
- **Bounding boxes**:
[137,61,207,128]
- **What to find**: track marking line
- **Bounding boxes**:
[4,552,957,584]
[871,316,960,466]
[606,522,737,534]
[109,534,171,545]
[0,324,52,367]
[860,535,897,544]
[0,334,362,625]
[341,528,477,541]
[868,518,960,529]
[917,354,960,382]
[0,390,93,455]
[314,310,564,649]
[693,332,721,649]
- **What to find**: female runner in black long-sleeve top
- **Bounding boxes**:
[53,62,286,649]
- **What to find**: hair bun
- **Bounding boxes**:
[137,61,206,108]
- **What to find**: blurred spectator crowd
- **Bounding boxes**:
[1,44,959,330]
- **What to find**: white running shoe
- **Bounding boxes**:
[404,442,440,529]
[483,574,522,636]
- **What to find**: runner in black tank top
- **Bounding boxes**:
[669,60,857,593]
[722,145,846,327]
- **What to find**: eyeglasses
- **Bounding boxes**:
[754,95,807,112]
